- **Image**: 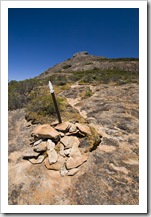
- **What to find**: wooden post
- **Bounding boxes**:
[48,81,62,124]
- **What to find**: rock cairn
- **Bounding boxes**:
[23,121,101,176]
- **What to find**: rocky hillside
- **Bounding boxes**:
[8,51,139,205]
[38,51,139,78]
[8,85,139,205]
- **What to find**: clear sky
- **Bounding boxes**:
[8,8,139,81]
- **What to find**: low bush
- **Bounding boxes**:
[8,78,40,110]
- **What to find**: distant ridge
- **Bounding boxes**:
[37,51,139,79]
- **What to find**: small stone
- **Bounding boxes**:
[47,149,58,164]
[55,122,70,132]
[64,148,72,156]
[60,136,80,149]
[44,156,65,171]
[66,154,88,169]
[59,148,71,157]
[60,165,68,176]
[32,124,60,140]
[68,168,79,176]
[75,123,91,135]
[47,139,55,151]
[69,123,77,133]
[33,141,47,152]
[33,139,43,146]
[29,155,46,164]
[59,132,65,137]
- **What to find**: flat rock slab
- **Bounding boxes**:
[47,149,58,164]
[47,139,55,151]
[75,123,91,135]
[33,139,43,146]
[60,136,80,149]
[68,168,79,176]
[66,153,88,169]
[32,124,60,140]
[33,141,47,152]
[29,155,46,164]
[23,149,40,158]
[55,122,70,132]
[44,155,66,171]
[69,142,81,157]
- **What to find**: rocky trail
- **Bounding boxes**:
[8,82,139,205]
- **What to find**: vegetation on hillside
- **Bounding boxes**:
[96,57,139,62]
[8,65,139,124]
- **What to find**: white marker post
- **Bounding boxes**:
[48,81,62,124]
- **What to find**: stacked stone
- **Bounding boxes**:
[23,122,101,176]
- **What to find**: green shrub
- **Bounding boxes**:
[8,78,40,110]
[25,86,66,124]
[80,87,93,99]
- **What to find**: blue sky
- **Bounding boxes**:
[8,8,139,81]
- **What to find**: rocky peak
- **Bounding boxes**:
[37,51,139,79]
[73,51,89,58]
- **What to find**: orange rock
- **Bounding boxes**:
[75,123,91,135]
[60,136,80,149]
[66,154,88,169]
[44,156,65,171]
[32,124,60,140]
[55,122,70,132]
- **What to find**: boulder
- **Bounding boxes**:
[32,124,60,141]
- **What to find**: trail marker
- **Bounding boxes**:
[48,81,62,124]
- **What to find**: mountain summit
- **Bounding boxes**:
[38,52,139,79]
